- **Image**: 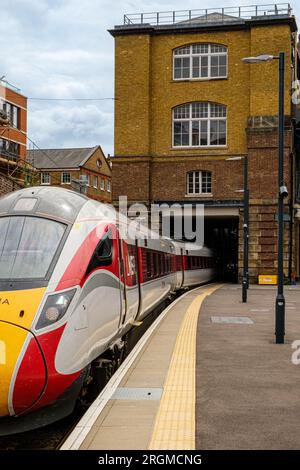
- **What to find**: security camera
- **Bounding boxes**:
[279,185,288,198]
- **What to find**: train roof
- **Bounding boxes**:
[0,186,88,224]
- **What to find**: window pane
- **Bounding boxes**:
[210,120,226,145]
[219,55,227,66]
[187,172,193,194]
[211,44,227,53]
[174,104,190,119]
[211,56,219,67]
[192,44,208,54]
[0,217,65,279]
[192,121,199,146]
[174,45,190,55]
[181,122,189,145]
[192,102,208,118]
[62,172,71,184]
[200,56,208,77]
[192,57,200,78]
[174,121,190,146]
[202,171,212,193]
[174,58,182,79]
[174,57,190,79]
[219,66,227,77]
[200,121,208,145]
[12,106,18,128]
[210,121,218,145]
[211,103,226,118]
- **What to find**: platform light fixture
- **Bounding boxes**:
[242,52,286,344]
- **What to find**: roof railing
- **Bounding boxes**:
[123,3,292,26]
[0,79,21,94]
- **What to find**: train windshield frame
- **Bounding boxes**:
[0,215,67,281]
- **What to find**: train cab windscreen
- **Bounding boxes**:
[0,216,66,280]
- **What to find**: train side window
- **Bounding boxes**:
[85,229,113,276]
[153,253,158,276]
[146,251,152,278]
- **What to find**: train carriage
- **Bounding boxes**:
[0,187,214,434]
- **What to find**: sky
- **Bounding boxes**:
[1,0,299,156]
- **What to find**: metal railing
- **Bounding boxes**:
[0,79,21,94]
[123,4,292,26]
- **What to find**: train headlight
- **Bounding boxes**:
[36,289,76,330]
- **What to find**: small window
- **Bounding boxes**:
[93,176,98,189]
[187,171,212,195]
[107,180,111,192]
[61,172,71,185]
[100,179,105,191]
[41,172,51,185]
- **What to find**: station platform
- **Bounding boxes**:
[62,283,300,451]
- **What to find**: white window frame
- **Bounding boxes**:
[61,172,71,185]
[173,102,227,148]
[173,44,228,81]
[93,176,98,189]
[100,179,105,191]
[107,180,111,192]
[186,171,212,196]
[41,172,51,185]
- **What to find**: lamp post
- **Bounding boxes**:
[226,156,249,302]
[242,53,286,344]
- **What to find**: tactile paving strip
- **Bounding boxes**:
[149,284,221,450]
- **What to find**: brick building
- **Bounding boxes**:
[0,79,28,189]
[27,146,112,203]
[109,4,299,282]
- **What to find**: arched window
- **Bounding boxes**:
[187,171,212,195]
[173,102,227,147]
[173,44,227,80]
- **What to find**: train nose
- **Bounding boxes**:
[0,322,46,417]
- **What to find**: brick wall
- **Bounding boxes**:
[0,173,23,197]
[111,18,296,282]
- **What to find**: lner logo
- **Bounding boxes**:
[0,340,6,364]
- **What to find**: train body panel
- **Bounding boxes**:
[0,187,215,433]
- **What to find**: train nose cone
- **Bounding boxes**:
[0,322,46,417]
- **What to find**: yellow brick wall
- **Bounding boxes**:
[114,24,292,158]
[249,25,292,116]
[115,35,151,155]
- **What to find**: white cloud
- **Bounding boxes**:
[1,0,299,156]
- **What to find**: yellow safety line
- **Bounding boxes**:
[148,284,222,450]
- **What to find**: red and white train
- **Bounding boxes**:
[0,186,214,434]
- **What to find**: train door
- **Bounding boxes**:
[118,238,140,327]
[176,248,184,289]
[118,236,127,328]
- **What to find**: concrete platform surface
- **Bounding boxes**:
[196,285,300,450]
[62,284,300,450]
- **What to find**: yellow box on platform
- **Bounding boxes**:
[258,275,278,285]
